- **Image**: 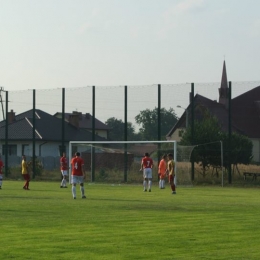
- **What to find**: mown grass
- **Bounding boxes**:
[0,181,260,260]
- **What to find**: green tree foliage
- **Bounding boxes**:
[27,157,44,177]
[135,107,178,140]
[105,117,141,141]
[219,132,253,168]
[180,109,253,176]
[180,110,222,175]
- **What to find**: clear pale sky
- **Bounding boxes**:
[0,0,260,91]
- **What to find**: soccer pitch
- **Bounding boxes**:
[1,181,260,260]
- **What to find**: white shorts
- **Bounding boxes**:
[71,175,84,184]
[143,168,152,179]
[61,170,68,176]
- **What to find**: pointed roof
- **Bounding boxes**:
[166,94,243,138]
[220,60,228,89]
[218,60,229,106]
[166,61,260,141]
[166,85,260,140]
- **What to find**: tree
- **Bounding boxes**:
[105,117,141,141]
[219,131,253,174]
[180,108,253,176]
[135,107,178,140]
[180,110,222,176]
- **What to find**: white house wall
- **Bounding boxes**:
[251,139,260,163]
[0,141,68,157]
[167,128,184,142]
[39,143,64,157]
[35,142,64,157]
[96,130,107,139]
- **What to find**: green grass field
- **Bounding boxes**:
[0,181,260,260]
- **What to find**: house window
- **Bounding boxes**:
[2,145,17,156]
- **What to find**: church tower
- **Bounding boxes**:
[218,60,229,109]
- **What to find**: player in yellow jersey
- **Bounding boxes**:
[22,155,30,190]
[167,153,176,194]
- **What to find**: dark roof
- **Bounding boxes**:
[231,86,260,138]
[167,61,260,139]
[53,112,110,130]
[0,109,105,142]
[166,94,243,138]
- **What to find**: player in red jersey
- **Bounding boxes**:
[140,152,153,192]
[70,152,86,199]
[0,155,4,189]
[60,152,68,188]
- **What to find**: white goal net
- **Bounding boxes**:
[69,141,194,186]
[176,144,196,186]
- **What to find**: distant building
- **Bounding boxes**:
[166,61,260,162]
[0,109,106,157]
[54,111,111,139]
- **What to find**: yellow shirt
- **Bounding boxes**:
[167,159,175,175]
[22,160,28,174]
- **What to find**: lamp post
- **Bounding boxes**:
[177,105,188,128]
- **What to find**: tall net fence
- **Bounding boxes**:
[3,81,260,125]
[1,83,191,126]
[1,81,260,185]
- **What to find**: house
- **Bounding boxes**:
[0,109,106,158]
[54,111,110,139]
[166,61,260,162]
[127,144,158,162]
[231,87,260,162]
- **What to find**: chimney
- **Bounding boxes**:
[85,113,91,119]
[69,111,80,128]
[8,109,16,123]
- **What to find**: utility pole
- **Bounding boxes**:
[0,87,5,120]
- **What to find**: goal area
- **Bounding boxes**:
[69,141,194,186]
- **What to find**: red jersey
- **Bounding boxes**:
[0,160,3,174]
[142,157,153,169]
[71,157,84,176]
[60,156,68,170]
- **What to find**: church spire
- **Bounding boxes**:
[218,60,229,108]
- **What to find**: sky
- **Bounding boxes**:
[0,0,260,91]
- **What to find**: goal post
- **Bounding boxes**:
[68,140,194,186]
